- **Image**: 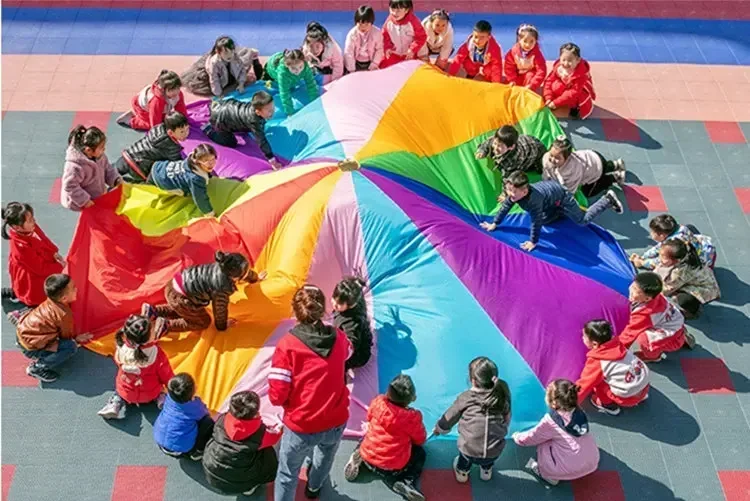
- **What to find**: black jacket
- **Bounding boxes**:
[209,99,274,159]
[119,124,184,182]
[333,299,372,369]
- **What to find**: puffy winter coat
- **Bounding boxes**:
[61,146,122,211]
[149,159,213,215]
[119,124,184,182]
[114,343,174,404]
[5,225,63,306]
[504,42,546,88]
[131,82,188,131]
[153,395,211,453]
[209,99,273,159]
[543,59,596,119]
[303,37,345,84]
[449,35,503,83]
[359,395,427,471]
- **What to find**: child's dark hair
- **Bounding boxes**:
[215,251,249,280]
[548,379,579,411]
[649,214,678,236]
[387,374,416,407]
[251,90,274,110]
[494,125,519,147]
[333,276,366,308]
[168,373,196,404]
[1,202,33,240]
[551,134,573,159]
[292,285,326,324]
[163,112,189,131]
[662,239,701,269]
[115,315,153,364]
[504,171,530,188]
[354,5,376,24]
[210,35,235,56]
[559,42,581,58]
[474,20,492,33]
[389,0,412,9]
[634,271,663,299]
[583,319,613,344]
[305,21,330,44]
[157,70,182,92]
[517,23,539,41]
[187,143,217,171]
[428,9,450,22]
[68,125,106,152]
[282,49,306,65]
[229,390,260,419]
[44,273,71,301]
[469,357,511,414]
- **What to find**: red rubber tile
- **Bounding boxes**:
[680,358,735,394]
[572,471,625,501]
[2,351,37,387]
[601,118,641,143]
[72,111,110,133]
[111,466,167,501]
[2,465,16,501]
[420,470,472,500]
[705,121,747,143]
[718,471,750,501]
[49,177,62,205]
[735,188,750,214]
[623,185,668,212]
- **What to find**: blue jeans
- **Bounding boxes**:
[274,424,345,501]
[456,452,498,473]
[19,338,77,370]
[558,191,613,226]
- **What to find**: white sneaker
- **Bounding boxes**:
[605,189,624,214]
[526,458,559,486]
[453,456,469,483]
[479,465,493,481]
[613,158,626,171]
[242,485,259,496]
[98,396,126,420]
[612,170,626,186]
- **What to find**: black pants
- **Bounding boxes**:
[161,415,215,456]
[204,125,239,148]
[365,444,426,490]
[581,152,618,198]
[674,291,702,319]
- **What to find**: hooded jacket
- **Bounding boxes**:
[264,52,319,116]
[16,298,74,352]
[131,82,188,131]
[655,260,720,305]
[576,338,650,403]
[359,395,427,471]
[543,59,596,119]
[153,395,211,453]
[344,25,384,71]
[303,37,345,84]
[448,35,503,83]
[119,124,184,182]
[114,342,174,404]
[639,225,716,270]
[61,146,122,211]
[618,294,686,353]
[209,99,274,159]
[382,11,427,57]
[418,16,454,60]
[504,42,546,88]
[6,225,63,306]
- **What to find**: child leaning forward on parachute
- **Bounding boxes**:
[263,49,320,117]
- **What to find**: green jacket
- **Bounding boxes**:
[266,52,319,116]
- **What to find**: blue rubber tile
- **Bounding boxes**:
[698,41,740,65]
[606,44,644,63]
[75,7,110,22]
[738,122,750,143]
[68,21,106,39]
[99,21,135,39]
[715,237,750,268]
[638,44,674,64]
[670,120,712,143]
[1,36,37,54]
[30,36,67,55]
[43,7,79,22]
[686,162,731,188]
[724,164,750,187]
[608,143,650,163]
[131,22,170,41]
[2,6,18,20]
[13,8,48,21]
[715,143,750,166]
[624,162,657,186]
[2,19,42,38]
[650,163,695,187]
[669,46,708,64]
[64,37,98,55]
[35,20,74,39]
[646,141,686,164]
[678,145,722,166]
[128,37,167,55]
[663,33,699,49]
[660,439,727,501]
[659,186,704,212]
[8,464,117,501]
[568,31,606,48]
[635,120,677,142]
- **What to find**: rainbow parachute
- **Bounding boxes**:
[69,62,633,435]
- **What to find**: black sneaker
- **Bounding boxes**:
[344,448,363,481]
[605,190,624,214]
[392,480,425,501]
[26,363,59,383]
[590,395,621,416]
[304,483,321,499]
[1,288,17,301]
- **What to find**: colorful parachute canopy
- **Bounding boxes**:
[68,62,633,436]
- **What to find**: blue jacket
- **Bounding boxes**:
[153,395,210,453]
[150,159,214,215]
[493,180,569,244]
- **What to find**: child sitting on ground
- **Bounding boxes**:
[513,379,599,485]
[418,9,453,70]
[542,134,625,196]
[182,36,262,97]
[263,49,320,117]
[504,24,546,91]
[380,0,426,69]
[654,239,720,319]
[544,43,596,120]
[143,251,265,334]
[2,202,65,311]
[154,373,215,461]
[203,91,282,169]
[303,21,344,84]
[433,357,511,483]
[631,214,716,270]
[344,5,384,73]
[202,391,280,497]
[97,314,173,420]
[14,274,92,383]
[480,172,623,252]
[344,374,427,501]
[119,70,188,131]
[332,276,373,370]
[148,144,218,216]
[114,112,189,183]
[448,20,502,83]
[475,125,546,178]
[576,319,650,416]
[62,125,122,211]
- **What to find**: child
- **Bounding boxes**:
[380,0,427,69]
[631,214,716,270]
[203,91,282,169]
[480,172,623,253]
[620,272,694,362]
[433,357,511,483]
[203,391,280,496]
[148,144,218,216]
[448,20,502,83]
[544,43,596,120]
[654,239,720,319]
[513,379,599,485]
[269,285,351,501]
[344,375,427,501]
[182,36,262,97]
[143,251,264,334]
[119,70,188,131]
[576,319,650,416]
[61,125,122,211]
[475,125,546,178]
[332,276,373,370]
[542,134,626,196]
[2,202,64,310]
[154,373,215,461]
[263,49,320,117]
[344,5,384,73]
[302,22,344,85]
[504,24,546,90]
[418,9,454,71]
[14,274,92,383]
[114,112,189,183]
[97,314,174,419]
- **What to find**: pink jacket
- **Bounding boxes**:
[303,38,344,84]
[61,146,121,211]
[344,26,384,72]
[514,412,599,481]
[382,11,427,57]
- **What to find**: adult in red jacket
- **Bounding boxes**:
[448,20,503,83]
[120,70,188,131]
[543,43,596,120]
[504,25,546,90]
[269,285,352,501]
[2,202,64,309]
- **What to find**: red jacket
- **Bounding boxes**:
[504,42,546,88]
[360,395,427,471]
[576,339,650,405]
[7,226,63,306]
[131,82,188,131]
[115,344,174,404]
[448,35,503,83]
[382,11,426,57]
[619,294,686,354]
[268,322,352,434]
[543,59,596,118]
